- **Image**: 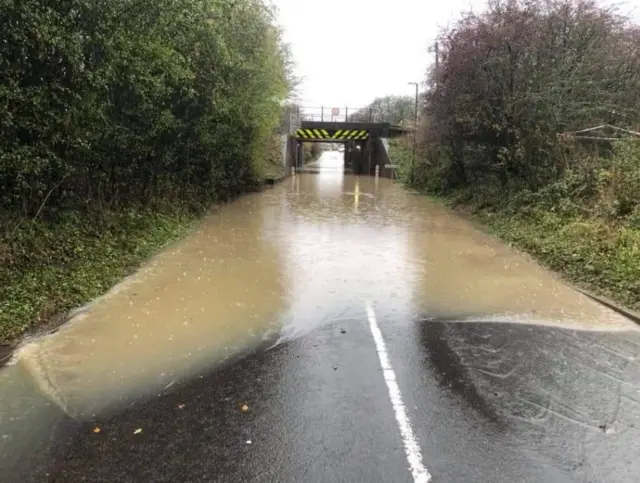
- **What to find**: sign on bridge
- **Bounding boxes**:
[331,108,340,116]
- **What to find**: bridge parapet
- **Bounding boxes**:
[286,106,412,126]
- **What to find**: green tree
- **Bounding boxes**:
[421,0,640,192]
[349,95,415,125]
[0,0,292,218]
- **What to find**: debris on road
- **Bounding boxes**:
[240,404,249,412]
[92,427,101,434]
[133,428,143,435]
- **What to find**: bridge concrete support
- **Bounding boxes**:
[370,137,393,178]
[341,139,378,175]
[284,135,298,171]
[297,141,304,168]
[344,141,366,174]
[283,136,306,171]
[362,139,373,175]
[335,136,393,177]
[356,141,370,175]
[343,140,353,171]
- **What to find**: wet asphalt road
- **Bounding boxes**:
[22,313,640,483]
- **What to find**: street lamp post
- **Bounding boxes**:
[408,82,419,184]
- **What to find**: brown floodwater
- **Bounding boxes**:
[6,152,638,420]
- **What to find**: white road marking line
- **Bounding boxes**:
[366,302,431,483]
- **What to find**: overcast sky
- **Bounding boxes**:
[273,0,484,108]
[273,0,640,109]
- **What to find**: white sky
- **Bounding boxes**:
[273,0,640,109]
[273,0,484,108]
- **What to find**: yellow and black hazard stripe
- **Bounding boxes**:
[295,128,331,140]
[295,129,369,140]
[331,129,369,140]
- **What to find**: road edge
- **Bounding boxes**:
[575,288,640,326]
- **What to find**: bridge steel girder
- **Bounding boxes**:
[300,121,390,139]
[295,121,407,142]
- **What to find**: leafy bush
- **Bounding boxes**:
[0,0,290,218]
[607,142,640,217]
[416,0,640,193]
[303,143,324,163]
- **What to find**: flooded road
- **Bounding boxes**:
[2,151,640,482]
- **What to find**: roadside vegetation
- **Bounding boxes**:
[390,0,640,311]
[348,95,415,126]
[303,143,324,164]
[0,0,292,344]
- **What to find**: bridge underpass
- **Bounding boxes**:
[284,117,407,177]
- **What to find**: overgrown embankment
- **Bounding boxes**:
[391,138,640,311]
[0,0,291,344]
[389,0,640,312]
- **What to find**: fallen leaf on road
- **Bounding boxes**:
[92,427,101,434]
[133,428,143,435]
[240,404,249,412]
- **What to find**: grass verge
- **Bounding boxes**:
[459,205,640,312]
[0,208,197,345]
